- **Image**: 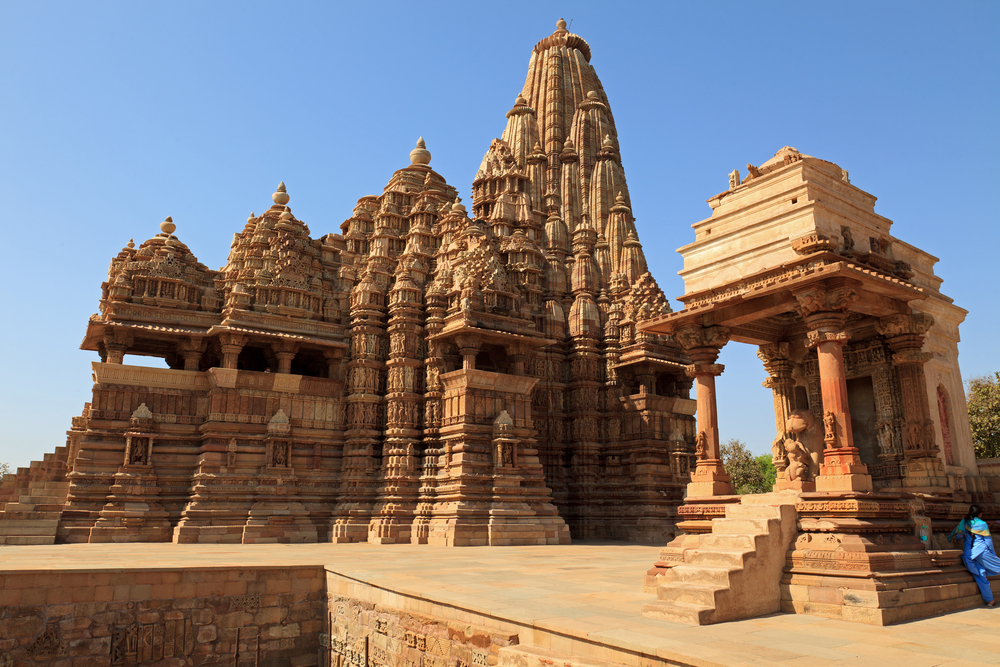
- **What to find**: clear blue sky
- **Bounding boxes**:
[1,1,997,470]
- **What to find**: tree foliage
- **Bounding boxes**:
[967,372,1000,459]
[0,462,9,477]
[720,439,773,494]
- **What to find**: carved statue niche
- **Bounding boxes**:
[492,410,518,470]
[265,409,291,469]
[123,403,154,467]
[785,409,824,478]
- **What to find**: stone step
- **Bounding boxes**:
[699,533,759,550]
[712,517,776,535]
[39,481,70,490]
[0,511,62,520]
[687,548,750,567]
[641,599,715,625]
[726,504,784,519]
[662,563,737,586]
[0,520,60,536]
[0,535,56,545]
[656,581,726,607]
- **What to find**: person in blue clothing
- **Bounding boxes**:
[948,503,1000,606]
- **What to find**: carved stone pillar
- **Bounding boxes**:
[795,281,872,493]
[323,349,344,381]
[272,341,299,374]
[456,336,481,371]
[877,313,949,492]
[218,333,247,370]
[507,344,529,376]
[675,325,734,497]
[757,342,794,477]
[103,330,134,365]
[178,338,206,371]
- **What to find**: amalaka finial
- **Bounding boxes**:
[602,135,614,149]
[410,137,431,165]
[556,18,567,30]
[587,90,599,100]
[160,216,176,234]
[452,197,466,213]
[273,182,290,206]
[247,212,256,224]
[127,238,135,249]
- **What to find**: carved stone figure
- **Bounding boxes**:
[786,410,825,478]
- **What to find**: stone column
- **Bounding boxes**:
[877,313,949,492]
[795,281,872,493]
[272,341,299,374]
[507,344,529,376]
[178,338,206,372]
[757,342,794,478]
[456,336,481,371]
[323,349,344,381]
[675,325,734,497]
[218,333,247,370]
[103,330,134,365]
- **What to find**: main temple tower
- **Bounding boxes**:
[0,19,698,547]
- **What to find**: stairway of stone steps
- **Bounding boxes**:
[642,494,798,625]
[0,447,70,545]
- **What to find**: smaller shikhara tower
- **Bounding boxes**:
[0,20,697,546]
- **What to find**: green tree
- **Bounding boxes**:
[967,372,1000,459]
[720,439,771,494]
[755,454,777,490]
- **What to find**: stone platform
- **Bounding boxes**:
[1,543,999,667]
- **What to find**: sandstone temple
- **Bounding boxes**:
[1,19,998,664]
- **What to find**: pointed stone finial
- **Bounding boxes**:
[410,137,431,165]
[616,191,625,204]
[452,197,466,213]
[279,209,292,221]
[556,18,567,30]
[602,135,614,150]
[132,403,153,419]
[273,182,290,206]
[532,141,543,153]
[127,238,135,249]
[160,216,176,234]
[587,90,599,100]
[515,94,527,106]
[247,212,256,224]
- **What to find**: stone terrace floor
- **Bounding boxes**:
[1,541,999,667]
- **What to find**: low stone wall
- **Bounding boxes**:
[0,566,325,666]
[326,592,519,667]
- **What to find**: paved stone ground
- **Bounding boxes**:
[1,541,998,667]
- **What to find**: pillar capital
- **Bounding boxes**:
[806,330,851,349]
[675,325,731,352]
[876,312,934,341]
[793,282,859,331]
[685,363,725,378]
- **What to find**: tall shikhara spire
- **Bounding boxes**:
[474,18,655,301]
